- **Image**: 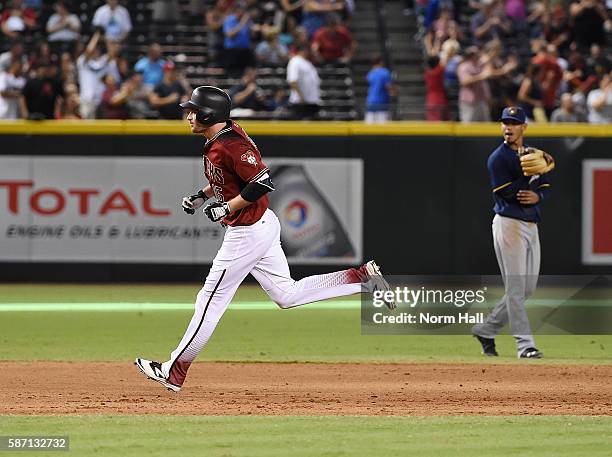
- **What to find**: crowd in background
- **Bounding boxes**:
[419,0,611,123]
[0,0,356,121]
[2,0,609,123]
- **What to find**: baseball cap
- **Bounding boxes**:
[163,60,176,72]
[501,106,526,124]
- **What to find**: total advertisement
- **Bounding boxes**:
[0,156,362,264]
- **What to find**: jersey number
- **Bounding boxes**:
[212,185,224,202]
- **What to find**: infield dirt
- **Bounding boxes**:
[2,362,611,416]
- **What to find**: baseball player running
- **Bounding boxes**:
[472,106,554,359]
[135,86,394,391]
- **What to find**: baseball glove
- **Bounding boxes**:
[519,148,555,176]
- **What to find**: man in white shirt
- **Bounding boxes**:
[286,44,321,119]
[0,59,27,119]
[77,30,113,119]
[587,73,612,124]
[46,1,81,43]
[92,0,132,42]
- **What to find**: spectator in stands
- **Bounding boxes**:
[134,43,165,90]
[531,42,563,117]
[76,30,113,119]
[46,1,81,48]
[229,67,273,111]
[58,84,80,119]
[99,73,129,119]
[0,0,36,39]
[482,40,518,118]
[255,28,289,66]
[287,25,310,54]
[550,93,587,122]
[287,44,321,119]
[23,63,64,120]
[107,40,129,82]
[92,0,132,43]
[0,59,27,119]
[518,63,546,122]
[123,72,155,119]
[59,51,77,86]
[424,6,462,56]
[365,56,394,123]
[206,0,226,66]
[271,87,289,110]
[541,6,571,53]
[311,13,355,64]
[470,0,511,46]
[301,0,345,38]
[569,0,608,50]
[28,41,56,71]
[587,72,612,124]
[440,39,461,92]
[223,2,257,77]
[565,47,599,95]
[425,55,448,121]
[0,40,26,72]
[457,46,491,122]
[586,44,611,82]
[149,61,191,120]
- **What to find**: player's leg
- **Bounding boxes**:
[525,226,541,299]
[252,241,366,308]
[473,216,510,339]
[251,211,367,308]
[136,222,270,390]
[161,266,247,388]
[496,217,537,355]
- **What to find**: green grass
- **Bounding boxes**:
[0,283,347,303]
[0,284,610,364]
[0,416,610,457]
[0,308,610,363]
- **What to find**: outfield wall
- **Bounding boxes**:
[0,121,611,281]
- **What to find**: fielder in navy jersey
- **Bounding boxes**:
[472,106,554,359]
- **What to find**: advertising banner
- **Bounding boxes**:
[0,156,362,264]
[582,159,612,265]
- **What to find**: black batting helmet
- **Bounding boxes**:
[179,86,231,126]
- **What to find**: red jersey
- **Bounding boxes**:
[312,26,353,62]
[531,54,562,109]
[203,121,269,226]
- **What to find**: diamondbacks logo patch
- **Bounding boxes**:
[241,150,258,166]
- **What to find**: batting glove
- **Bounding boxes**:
[203,201,231,222]
[181,190,208,215]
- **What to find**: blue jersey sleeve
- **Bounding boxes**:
[529,173,551,201]
[487,152,523,202]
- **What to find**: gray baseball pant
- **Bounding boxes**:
[473,214,540,355]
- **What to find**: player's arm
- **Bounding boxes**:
[204,171,275,222]
[488,154,523,201]
[181,184,214,215]
[529,174,551,202]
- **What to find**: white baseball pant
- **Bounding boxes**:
[162,209,367,386]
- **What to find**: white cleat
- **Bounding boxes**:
[134,358,181,392]
[365,260,396,309]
